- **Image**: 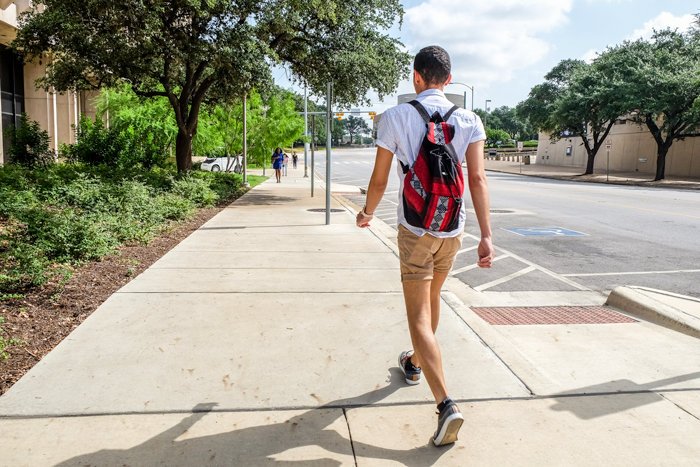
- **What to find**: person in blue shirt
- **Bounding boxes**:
[272,148,283,183]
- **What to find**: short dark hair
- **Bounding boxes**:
[414,46,451,85]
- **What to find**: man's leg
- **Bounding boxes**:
[402,279,448,405]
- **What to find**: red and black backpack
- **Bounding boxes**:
[400,100,464,232]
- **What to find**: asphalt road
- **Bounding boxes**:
[312,148,700,298]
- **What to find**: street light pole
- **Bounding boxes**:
[326,81,332,226]
[446,82,474,111]
[303,87,309,178]
[242,93,250,188]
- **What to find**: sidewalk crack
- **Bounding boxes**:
[342,408,359,467]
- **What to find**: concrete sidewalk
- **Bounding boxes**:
[1,168,700,466]
[484,159,700,190]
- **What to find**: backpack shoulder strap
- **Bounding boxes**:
[407,100,431,124]
[443,105,459,123]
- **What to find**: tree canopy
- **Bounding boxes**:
[517,30,700,180]
[13,0,411,171]
[594,29,700,180]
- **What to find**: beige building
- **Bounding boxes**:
[537,118,700,178]
[0,1,97,164]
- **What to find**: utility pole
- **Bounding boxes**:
[243,93,250,188]
[304,87,309,178]
[326,82,332,225]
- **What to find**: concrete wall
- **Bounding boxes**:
[536,120,700,178]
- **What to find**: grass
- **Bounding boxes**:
[0,163,266,293]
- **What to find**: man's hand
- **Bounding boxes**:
[356,210,373,228]
[477,236,495,268]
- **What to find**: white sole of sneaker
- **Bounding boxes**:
[404,377,420,385]
[433,413,464,446]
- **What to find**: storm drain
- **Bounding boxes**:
[471,306,636,325]
[307,208,345,213]
[490,209,515,214]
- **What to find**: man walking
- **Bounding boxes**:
[356,46,494,446]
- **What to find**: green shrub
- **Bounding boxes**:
[3,113,55,168]
[0,163,251,292]
[61,116,167,169]
[523,141,539,147]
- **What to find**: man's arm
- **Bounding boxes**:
[465,140,495,268]
[356,146,394,228]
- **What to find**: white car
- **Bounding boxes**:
[201,155,242,173]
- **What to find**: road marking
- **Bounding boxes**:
[382,216,398,221]
[474,266,537,292]
[461,231,592,291]
[384,190,399,195]
[498,188,700,220]
[504,227,587,237]
[563,269,700,277]
[455,245,479,256]
[451,254,511,275]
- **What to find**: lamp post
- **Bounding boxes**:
[446,82,474,111]
[484,99,491,125]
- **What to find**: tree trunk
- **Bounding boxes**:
[584,149,596,175]
[654,145,669,181]
[175,129,193,172]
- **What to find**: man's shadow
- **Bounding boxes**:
[54,368,452,466]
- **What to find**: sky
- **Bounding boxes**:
[272,0,697,117]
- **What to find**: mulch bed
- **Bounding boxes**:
[0,194,244,396]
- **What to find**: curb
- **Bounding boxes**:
[606,286,700,340]
[484,168,700,191]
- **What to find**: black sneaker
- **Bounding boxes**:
[433,397,464,446]
[398,350,422,385]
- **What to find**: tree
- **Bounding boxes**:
[516,59,584,134]
[345,116,371,145]
[490,106,523,139]
[211,88,304,170]
[595,29,700,180]
[485,128,510,148]
[517,59,625,174]
[13,0,411,172]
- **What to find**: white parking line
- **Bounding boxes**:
[455,245,479,256]
[562,269,700,277]
[474,266,537,292]
[451,254,511,275]
[461,231,591,291]
[382,216,398,221]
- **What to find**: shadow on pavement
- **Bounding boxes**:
[53,368,451,466]
[550,371,700,419]
[233,192,299,206]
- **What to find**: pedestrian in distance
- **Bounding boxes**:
[283,153,289,176]
[356,45,494,446]
[292,151,298,169]
[272,148,283,183]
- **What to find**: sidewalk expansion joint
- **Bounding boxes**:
[3,388,699,420]
[342,408,359,467]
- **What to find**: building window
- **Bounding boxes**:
[0,44,25,158]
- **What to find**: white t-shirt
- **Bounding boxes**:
[375,89,486,238]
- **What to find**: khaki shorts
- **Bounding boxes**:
[398,224,464,282]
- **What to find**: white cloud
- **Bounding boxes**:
[403,0,574,87]
[627,12,695,41]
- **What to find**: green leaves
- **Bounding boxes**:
[12,0,410,170]
[3,113,55,168]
